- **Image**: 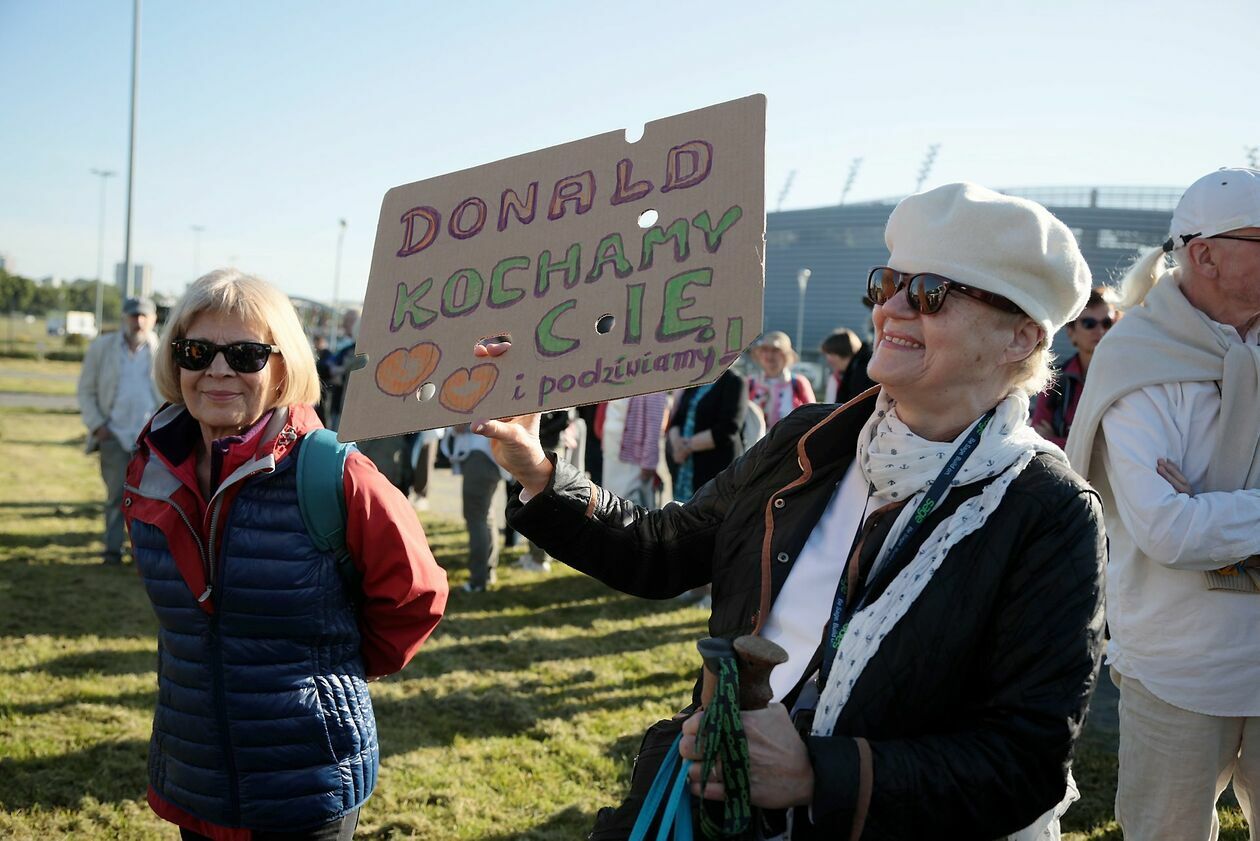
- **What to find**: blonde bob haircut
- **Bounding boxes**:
[154,269,321,408]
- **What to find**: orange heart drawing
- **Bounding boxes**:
[439,363,499,414]
[374,342,442,397]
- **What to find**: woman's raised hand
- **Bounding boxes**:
[471,340,554,496]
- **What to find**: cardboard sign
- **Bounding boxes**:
[338,94,766,440]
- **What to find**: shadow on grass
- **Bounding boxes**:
[0,405,79,415]
[419,620,702,674]
[361,805,599,841]
[479,805,599,841]
[0,558,156,638]
[375,666,693,757]
[1,688,154,717]
[0,737,150,811]
[0,529,99,550]
[0,500,101,514]
[4,646,157,677]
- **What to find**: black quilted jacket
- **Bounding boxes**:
[509,390,1106,840]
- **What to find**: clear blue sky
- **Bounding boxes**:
[2,0,1256,302]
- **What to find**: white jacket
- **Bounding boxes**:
[76,330,160,452]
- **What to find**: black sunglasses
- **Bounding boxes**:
[1074,316,1114,330]
[172,338,281,373]
[866,267,1024,316]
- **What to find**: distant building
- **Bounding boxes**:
[764,185,1178,358]
[115,262,154,299]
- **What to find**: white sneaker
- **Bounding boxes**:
[515,556,551,573]
[408,492,429,512]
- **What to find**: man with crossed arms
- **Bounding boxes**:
[1068,168,1260,840]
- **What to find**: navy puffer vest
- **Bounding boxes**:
[132,451,377,830]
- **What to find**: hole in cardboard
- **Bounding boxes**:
[637,209,659,229]
[416,382,436,402]
[596,314,615,334]
[474,333,513,354]
[624,124,645,144]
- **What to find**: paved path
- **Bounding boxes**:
[0,366,80,410]
[0,392,78,410]
[0,366,78,382]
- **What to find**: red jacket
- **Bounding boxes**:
[124,402,448,839]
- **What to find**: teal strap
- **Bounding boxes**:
[657,756,694,841]
[296,429,363,606]
[629,732,695,841]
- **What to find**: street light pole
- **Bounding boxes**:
[90,168,116,329]
[331,218,348,343]
[795,268,812,353]
[191,225,205,279]
[122,0,141,298]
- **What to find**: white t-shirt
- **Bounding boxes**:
[1101,319,1260,717]
[760,461,869,703]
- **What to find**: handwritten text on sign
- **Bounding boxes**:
[339,95,765,440]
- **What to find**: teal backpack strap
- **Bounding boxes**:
[297,429,364,609]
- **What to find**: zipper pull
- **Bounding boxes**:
[197,586,213,603]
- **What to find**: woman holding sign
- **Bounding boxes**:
[476,183,1105,839]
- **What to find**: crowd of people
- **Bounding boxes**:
[70,166,1259,839]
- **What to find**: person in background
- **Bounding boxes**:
[577,403,604,485]
[667,369,748,503]
[513,409,578,572]
[124,270,447,839]
[819,328,876,404]
[1066,168,1260,841]
[406,428,443,512]
[442,424,508,592]
[1032,287,1117,448]
[476,182,1104,839]
[599,393,671,507]
[748,331,815,429]
[313,333,334,424]
[326,308,361,430]
[76,296,160,565]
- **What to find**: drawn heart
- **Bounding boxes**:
[374,342,442,396]
[439,363,499,414]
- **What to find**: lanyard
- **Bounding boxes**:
[818,408,996,687]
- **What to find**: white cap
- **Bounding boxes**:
[1165,167,1260,252]
[886,182,1092,336]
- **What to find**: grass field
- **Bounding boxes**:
[0,363,1250,839]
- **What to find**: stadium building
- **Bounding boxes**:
[764,186,1178,360]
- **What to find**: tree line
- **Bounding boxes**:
[0,269,123,320]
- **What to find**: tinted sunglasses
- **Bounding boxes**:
[1074,316,1114,330]
[866,267,1024,315]
[171,338,281,373]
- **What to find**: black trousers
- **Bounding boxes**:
[179,808,359,841]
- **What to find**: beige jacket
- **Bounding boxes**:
[76,330,161,452]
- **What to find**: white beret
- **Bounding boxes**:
[885,182,1091,335]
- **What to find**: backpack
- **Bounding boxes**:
[296,429,364,609]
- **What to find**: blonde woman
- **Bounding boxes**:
[123,270,448,839]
